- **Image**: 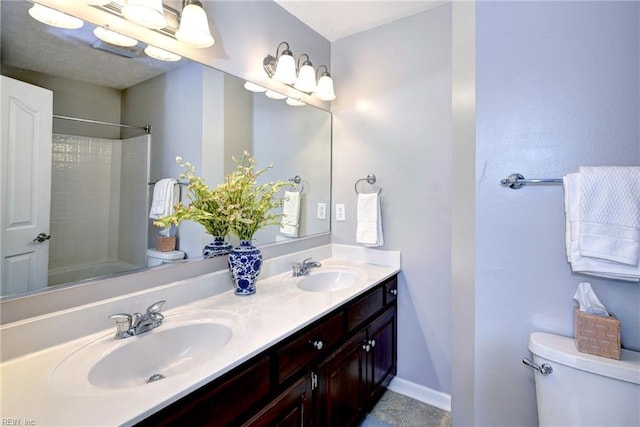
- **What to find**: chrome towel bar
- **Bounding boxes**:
[501,173,563,190]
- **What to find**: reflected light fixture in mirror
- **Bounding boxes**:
[93,26,138,47]
[79,0,110,5]
[28,4,84,29]
[286,98,306,107]
[294,54,317,93]
[176,0,215,48]
[244,81,267,93]
[122,0,168,30]
[265,90,287,100]
[144,45,182,61]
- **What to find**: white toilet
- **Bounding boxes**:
[527,332,640,426]
[145,248,185,267]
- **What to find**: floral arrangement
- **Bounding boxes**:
[154,152,290,241]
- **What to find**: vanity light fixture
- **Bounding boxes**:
[93,26,138,47]
[264,42,297,85]
[175,0,215,48]
[144,45,181,61]
[293,54,317,93]
[122,0,168,30]
[28,3,84,29]
[315,65,336,101]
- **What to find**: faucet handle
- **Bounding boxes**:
[146,300,166,314]
[109,313,132,332]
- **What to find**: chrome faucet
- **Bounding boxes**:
[108,300,166,339]
[292,258,322,277]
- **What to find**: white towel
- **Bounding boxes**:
[578,166,640,265]
[564,172,640,281]
[149,178,179,220]
[356,193,384,247]
[280,191,301,237]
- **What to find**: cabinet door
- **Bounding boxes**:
[364,307,397,406]
[315,330,367,427]
[242,375,312,427]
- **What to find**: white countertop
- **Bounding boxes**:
[0,246,400,426]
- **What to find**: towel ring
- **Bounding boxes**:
[354,174,381,195]
[289,175,304,193]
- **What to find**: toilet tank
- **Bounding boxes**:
[528,332,640,427]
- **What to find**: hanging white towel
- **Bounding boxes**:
[149,178,179,220]
[280,191,301,237]
[578,166,640,265]
[564,172,640,281]
[356,193,384,247]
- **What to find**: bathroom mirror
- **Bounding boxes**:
[0,0,331,298]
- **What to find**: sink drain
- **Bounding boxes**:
[147,373,166,383]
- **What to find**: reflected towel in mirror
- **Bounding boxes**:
[149,178,179,220]
[280,191,301,237]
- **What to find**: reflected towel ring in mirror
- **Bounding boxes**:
[289,175,304,193]
[354,174,381,194]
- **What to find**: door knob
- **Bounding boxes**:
[33,233,51,243]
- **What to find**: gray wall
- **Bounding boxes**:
[470,2,640,425]
[331,4,453,396]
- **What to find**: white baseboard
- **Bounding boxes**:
[388,376,451,413]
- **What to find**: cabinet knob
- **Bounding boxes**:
[362,343,371,352]
[368,339,376,348]
[311,340,324,350]
[388,288,398,296]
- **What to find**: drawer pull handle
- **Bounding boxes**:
[368,339,376,348]
[311,340,324,350]
[388,288,398,296]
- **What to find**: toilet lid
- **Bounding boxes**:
[529,332,640,385]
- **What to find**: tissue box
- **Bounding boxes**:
[156,236,176,252]
[574,306,621,360]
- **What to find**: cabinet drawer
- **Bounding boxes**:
[277,311,344,384]
[384,276,398,305]
[346,287,384,332]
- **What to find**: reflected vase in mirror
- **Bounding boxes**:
[202,236,232,258]
[228,240,262,296]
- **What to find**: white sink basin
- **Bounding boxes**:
[296,269,364,292]
[51,311,236,391]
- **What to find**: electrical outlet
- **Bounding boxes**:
[317,203,327,220]
[336,204,346,221]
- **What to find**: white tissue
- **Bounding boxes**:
[573,282,610,316]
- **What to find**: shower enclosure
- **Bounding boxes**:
[47,117,150,286]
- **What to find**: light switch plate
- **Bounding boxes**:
[336,204,346,221]
[317,203,327,220]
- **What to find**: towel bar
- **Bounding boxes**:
[500,173,563,190]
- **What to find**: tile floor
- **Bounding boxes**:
[359,390,451,427]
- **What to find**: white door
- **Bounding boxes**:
[1,76,53,296]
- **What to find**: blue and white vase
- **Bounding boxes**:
[228,240,262,296]
[202,236,232,258]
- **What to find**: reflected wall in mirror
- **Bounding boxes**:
[0,0,331,299]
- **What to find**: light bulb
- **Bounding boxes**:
[294,63,317,93]
[273,53,296,85]
[315,74,336,101]
[122,0,167,30]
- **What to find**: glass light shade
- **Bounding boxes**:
[244,82,267,93]
[294,64,317,93]
[265,90,287,100]
[286,98,306,107]
[176,3,214,48]
[144,45,181,62]
[272,54,296,85]
[93,27,138,47]
[315,75,336,101]
[28,4,84,29]
[122,0,167,30]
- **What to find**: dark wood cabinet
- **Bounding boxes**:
[136,275,397,427]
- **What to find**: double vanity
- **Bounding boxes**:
[0,244,400,426]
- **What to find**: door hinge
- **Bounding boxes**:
[311,372,318,390]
